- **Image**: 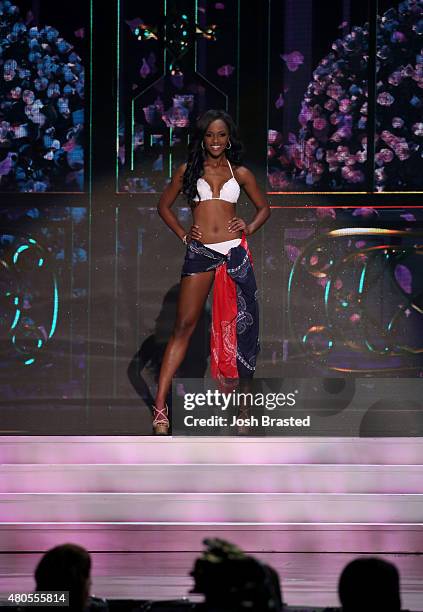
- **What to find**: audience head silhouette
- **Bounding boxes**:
[190,538,283,611]
[339,557,401,612]
[35,543,91,612]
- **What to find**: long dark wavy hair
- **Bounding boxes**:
[183,109,244,206]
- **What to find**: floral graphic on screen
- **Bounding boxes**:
[268,0,423,192]
[0,1,84,192]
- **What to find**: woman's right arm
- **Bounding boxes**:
[157,163,202,243]
[157,164,187,241]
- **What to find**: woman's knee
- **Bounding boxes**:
[173,318,196,339]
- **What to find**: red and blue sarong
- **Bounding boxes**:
[181,235,259,379]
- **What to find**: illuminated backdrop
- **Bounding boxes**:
[0,0,421,434]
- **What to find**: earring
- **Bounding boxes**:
[226,140,232,149]
[201,141,205,150]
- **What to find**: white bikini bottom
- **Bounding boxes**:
[204,238,241,255]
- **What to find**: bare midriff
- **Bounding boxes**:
[193,199,242,243]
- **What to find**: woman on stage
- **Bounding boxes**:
[153,109,270,434]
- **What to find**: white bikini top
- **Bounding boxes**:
[193,160,240,203]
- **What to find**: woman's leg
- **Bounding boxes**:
[155,270,215,410]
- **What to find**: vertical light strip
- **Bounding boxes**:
[136,227,141,365]
[69,213,74,379]
[236,0,241,123]
[163,0,167,181]
[266,0,271,191]
[169,126,173,178]
[112,206,119,398]
[130,98,135,171]
[89,0,93,198]
[194,0,198,72]
[366,0,378,193]
[116,0,121,189]
[85,0,94,413]
[164,0,167,67]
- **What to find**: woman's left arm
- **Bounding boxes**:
[227,166,271,236]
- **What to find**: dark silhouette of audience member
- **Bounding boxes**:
[338,557,401,612]
[35,543,91,612]
[190,538,283,611]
